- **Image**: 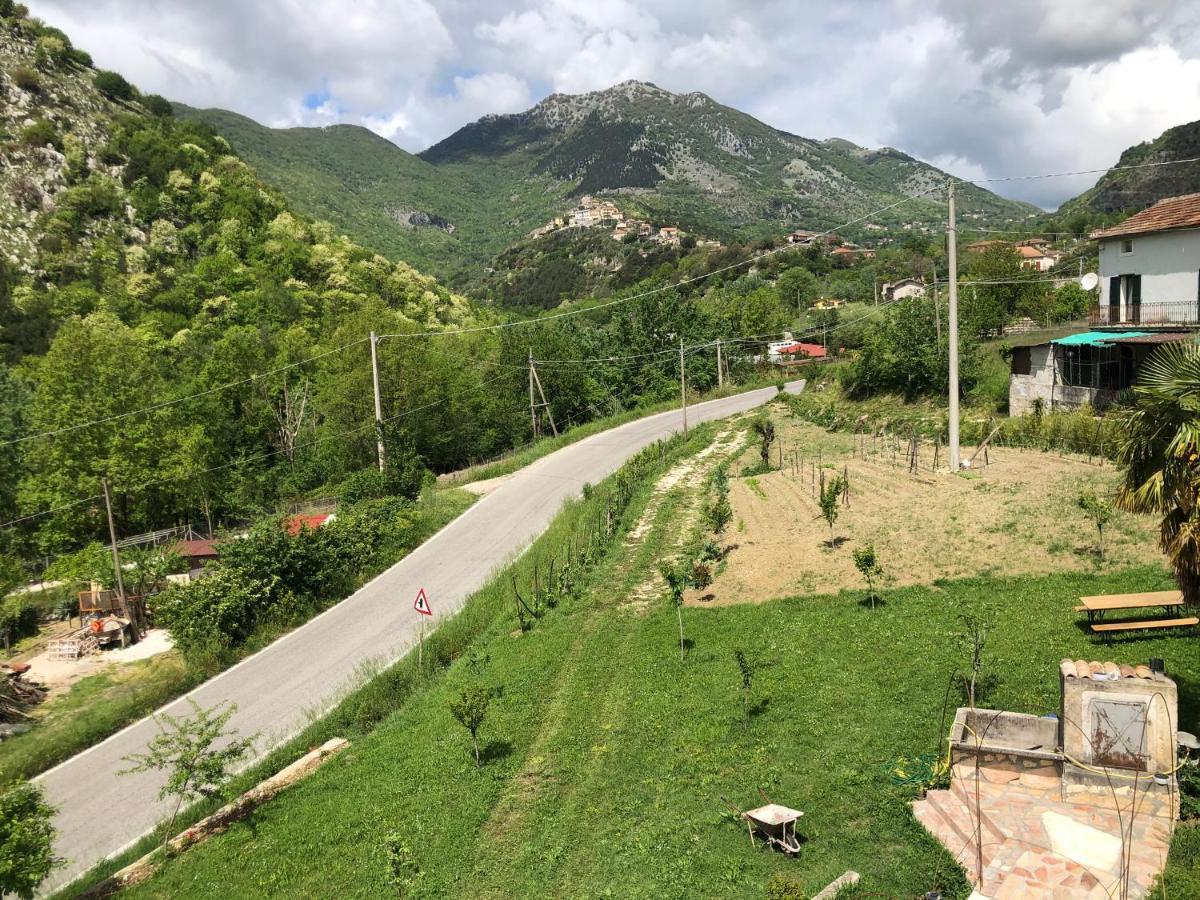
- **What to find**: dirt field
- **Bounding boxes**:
[691,415,1164,606]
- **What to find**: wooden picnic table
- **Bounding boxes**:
[1075,590,1183,624]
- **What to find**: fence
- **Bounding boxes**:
[1089,301,1200,327]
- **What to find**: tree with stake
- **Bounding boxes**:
[0,782,60,900]
[852,542,884,608]
[449,684,491,768]
[959,614,991,708]
[751,414,776,468]
[1078,489,1113,561]
[120,700,255,853]
[659,561,687,660]
[819,474,846,545]
[734,649,754,721]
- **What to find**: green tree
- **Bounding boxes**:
[93,70,137,101]
[962,245,1044,337]
[776,266,818,313]
[0,782,60,899]
[1078,489,1113,561]
[733,649,753,720]
[120,700,255,850]
[449,684,491,767]
[818,473,847,544]
[1116,342,1200,609]
[751,413,776,468]
[852,541,884,608]
[659,560,688,660]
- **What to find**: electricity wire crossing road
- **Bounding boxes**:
[37,379,805,893]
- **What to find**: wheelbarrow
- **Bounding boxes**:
[722,791,804,854]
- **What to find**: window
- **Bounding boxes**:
[1121,239,1134,254]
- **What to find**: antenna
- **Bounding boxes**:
[1080,272,1099,291]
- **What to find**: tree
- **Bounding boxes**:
[751,414,776,468]
[733,649,754,720]
[381,831,421,896]
[449,684,491,767]
[659,560,687,660]
[1116,342,1200,610]
[93,70,137,101]
[776,267,818,313]
[818,473,847,544]
[120,700,255,850]
[141,94,174,118]
[0,782,60,899]
[852,542,884,608]
[959,613,990,707]
[704,467,732,535]
[1078,489,1113,561]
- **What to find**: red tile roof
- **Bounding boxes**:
[1090,192,1200,240]
[173,539,220,559]
[1016,245,1047,258]
[777,342,826,358]
[285,513,332,536]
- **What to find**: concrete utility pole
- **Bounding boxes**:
[716,339,723,389]
[101,477,137,642]
[932,268,941,348]
[369,331,386,472]
[528,347,538,439]
[529,355,558,437]
[679,337,688,437]
[947,184,960,472]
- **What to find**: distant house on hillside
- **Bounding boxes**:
[1090,193,1200,326]
[811,298,846,310]
[775,341,827,365]
[1016,244,1057,272]
[881,277,926,301]
[966,239,1009,254]
[787,229,820,244]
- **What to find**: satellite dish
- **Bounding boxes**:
[1080,272,1099,291]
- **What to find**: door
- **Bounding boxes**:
[1130,274,1142,325]
[1108,276,1121,324]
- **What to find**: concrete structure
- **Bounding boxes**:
[1008,330,1193,416]
[1091,193,1200,327]
[881,277,925,301]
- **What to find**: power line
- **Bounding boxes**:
[965,155,1200,186]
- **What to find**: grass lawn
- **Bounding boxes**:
[0,488,477,786]
[116,445,1198,899]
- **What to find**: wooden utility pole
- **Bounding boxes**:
[679,337,688,437]
[716,339,723,389]
[530,357,558,437]
[947,183,961,472]
[932,268,941,349]
[101,478,138,642]
[369,331,386,472]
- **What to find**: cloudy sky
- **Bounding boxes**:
[28,0,1200,208]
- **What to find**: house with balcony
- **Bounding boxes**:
[1090,192,1200,326]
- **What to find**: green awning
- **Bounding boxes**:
[1051,331,1151,348]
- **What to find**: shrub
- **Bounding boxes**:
[140,93,174,117]
[10,65,39,92]
[19,119,57,149]
[0,782,60,899]
[0,593,40,648]
[763,873,807,900]
[93,69,137,101]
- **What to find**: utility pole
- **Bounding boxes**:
[873,279,879,306]
[716,339,723,389]
[679,337,688,437]
[101,478,138,643]
[369,331,386,472]
[932,268,941,348]
[947,184,960,472]
[528,347,538,439]
[529,354,558,437]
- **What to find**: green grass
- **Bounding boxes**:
[110,502,1197,897]
[0,489,477,788]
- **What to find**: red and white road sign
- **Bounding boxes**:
[413,588,432,616]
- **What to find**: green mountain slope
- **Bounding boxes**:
[180,81,1039,285]
[1058,119,1200,216]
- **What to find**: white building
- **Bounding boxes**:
[881,277,926,301]
[1091,193,1200,326]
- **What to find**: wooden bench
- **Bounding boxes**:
[1091,616,1199,636]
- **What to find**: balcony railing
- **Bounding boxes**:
[1090,301,1200,327]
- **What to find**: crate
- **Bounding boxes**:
[47,634,99,661]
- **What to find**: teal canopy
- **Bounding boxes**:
[1051,331,1150,348]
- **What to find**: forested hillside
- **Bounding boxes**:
[180,81,1039,287]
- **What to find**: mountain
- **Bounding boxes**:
[1057,119,1200,217]
[180,81,1040,284]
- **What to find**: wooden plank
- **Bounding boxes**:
[1078,590,1183,611]
[1091,616,1198,633]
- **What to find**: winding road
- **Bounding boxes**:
[37,380,803,891]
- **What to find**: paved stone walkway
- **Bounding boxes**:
[913,761,1175,898]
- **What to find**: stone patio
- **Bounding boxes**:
[914,760,1176,899]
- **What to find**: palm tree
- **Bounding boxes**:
[1116,341,1200,609]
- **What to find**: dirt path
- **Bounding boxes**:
[697,421,1163,606]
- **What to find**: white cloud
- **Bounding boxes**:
[24,0,1200,208]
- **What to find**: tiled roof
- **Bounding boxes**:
[1109,331,1196,345]
[1017,245,1047,258]
[172,539,220,558]
[1090,193,1200,240]
[1059,658,1154,680]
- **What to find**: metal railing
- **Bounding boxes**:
[1089,301,1200,327]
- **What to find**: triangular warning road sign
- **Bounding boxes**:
[413,588,432,616]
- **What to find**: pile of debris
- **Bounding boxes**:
[1,662,46,729]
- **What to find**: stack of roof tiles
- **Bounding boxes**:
[1059,658,1153,680]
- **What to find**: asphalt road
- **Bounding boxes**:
[37,380,804,891]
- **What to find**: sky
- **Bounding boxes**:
[28,0,1200,209]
